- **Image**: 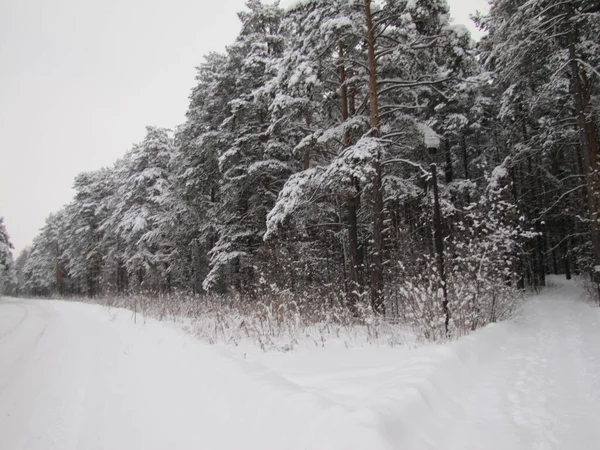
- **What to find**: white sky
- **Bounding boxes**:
[0,0,489,255]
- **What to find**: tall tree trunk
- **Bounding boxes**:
[364,0,385,315]
[340,41,361,314]
[534,161,547,287]
[568,34,600,299]
[510,167,526,289]
[431,162,449,334]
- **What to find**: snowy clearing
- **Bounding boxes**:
[1,276,600,450]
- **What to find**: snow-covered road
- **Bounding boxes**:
[1,277,599,449]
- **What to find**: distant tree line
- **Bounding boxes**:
[4,0,599,334]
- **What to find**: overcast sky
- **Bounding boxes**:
[0,0,489,255]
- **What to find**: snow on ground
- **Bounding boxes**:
[1,276,600,449]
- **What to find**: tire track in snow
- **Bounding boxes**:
[0,301,28,341]
[0,301,50,395]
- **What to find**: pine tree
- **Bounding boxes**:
[23,211,68,296]
[203,0,289,293]
[0,217,15,294]
[106,127,176,293]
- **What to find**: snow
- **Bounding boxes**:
[265,167,322,240]
[418,123,441,149]
[449,23,470,40]
[488,159,510,191]
[1,276,600,449]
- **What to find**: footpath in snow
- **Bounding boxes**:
[1,276,599,449]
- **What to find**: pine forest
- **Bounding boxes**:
[2,0,599,339]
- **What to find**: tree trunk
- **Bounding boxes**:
[568,35,600,299]
[364,0,385,315]
[339,41,362,314]
[431,163,449,334]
